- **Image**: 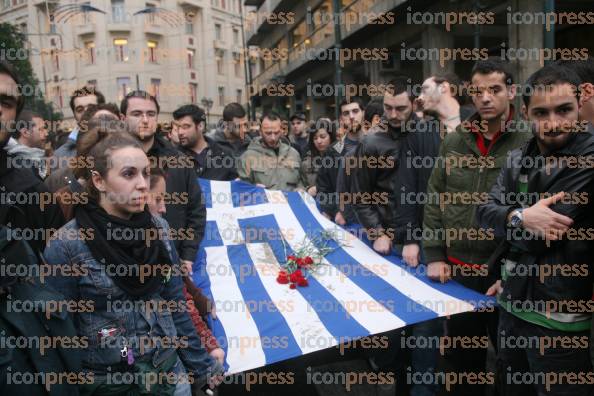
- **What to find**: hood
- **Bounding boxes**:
[4,138,45,161]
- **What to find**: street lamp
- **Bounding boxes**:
[201,97,213,128]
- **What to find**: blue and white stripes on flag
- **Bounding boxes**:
[192,179,495,375]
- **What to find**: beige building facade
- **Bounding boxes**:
[0,0,250,127]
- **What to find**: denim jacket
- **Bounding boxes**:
[43,215,220,383]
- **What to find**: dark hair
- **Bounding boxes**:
[223,102,246,122]
[260,110,283,123]
[523,64,582,107]
[120,90,160,115]
[471,58,514,86]
[386,75,414,99]
[308,118,337,157]
[75,114,127,180]
[0,61,25,117]
[69,86,106,113]
[149,167,166,189]
[555,58,594,84]
[432,73,465,104]
[84,131,143,201]
[173,104,206,126]
[364,99,383,123]
[13,109,42,139]
[339,97,365,113]
[79,103,121,132]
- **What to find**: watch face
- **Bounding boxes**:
[511,212,522,227]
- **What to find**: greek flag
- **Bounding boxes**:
[192,179,494,375]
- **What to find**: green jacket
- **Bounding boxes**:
[422,111,531,266]
[237,137,307,191]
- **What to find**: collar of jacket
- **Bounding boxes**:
[249,136,291,157]
[182,135,226,158]
[4,138,45,161]
[147,133,179,159]
[213,125,252,147]
[521,122,594,159]
[374,114,417,139]
[458,105,517,156]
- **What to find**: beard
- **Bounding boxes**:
[346,121,362,135]
[533,127,575,153]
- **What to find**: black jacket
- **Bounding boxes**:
[147,135,206,262]
[0,148,65,255]
[0,278,82,395]
[0,224,81,396]
[393,108,475,245]
[315,143,342,218]
[211,127,251,160]
[182,136,238,181]
[315,140,358,223]
[350,117,416,233]
[477,127,594,309]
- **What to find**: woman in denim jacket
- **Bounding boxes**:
[44,130,223,395]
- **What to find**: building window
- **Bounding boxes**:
[87,79,97,87]
[187,49,195,69]
[220,0,225,9]
[216,50,224,75]
[291,20,307,47]
[117,77,131,102]
[189,83,197,104]
[218,86,225,106]
[150,78,161,99]
[52,86,63,108]
[147,40,158,63]
[233,28,239,45]
[250,61,256,79]
[185,16,194,34]
[215,23,222,41]
[236,89,242,103]
[50,49,60,71]
[233,52,241,77]
[85,41,95,64]
[111,0,125,23]
[114,38,129,62]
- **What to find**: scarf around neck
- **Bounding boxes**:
[75,199,172,298]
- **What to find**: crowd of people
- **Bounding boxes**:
[0,55,593,396]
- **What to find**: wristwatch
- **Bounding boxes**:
[508,209,524,228]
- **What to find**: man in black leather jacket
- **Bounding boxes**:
[477,64,594,396]
[350,76,418,255]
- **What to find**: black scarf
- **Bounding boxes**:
[75,199,172,298]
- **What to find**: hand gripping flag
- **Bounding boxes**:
[192,180,495,375]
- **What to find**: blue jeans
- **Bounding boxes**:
[173,358,192,396]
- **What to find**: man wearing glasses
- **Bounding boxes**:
[121,91,206,277]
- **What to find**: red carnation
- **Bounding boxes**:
[289,270,303,283]
[297,277,309,287]
[303,256,314,265]
[289,283,297,289]
[295,258,304,267]
[287,255,296,261]
[276,271,289,284]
